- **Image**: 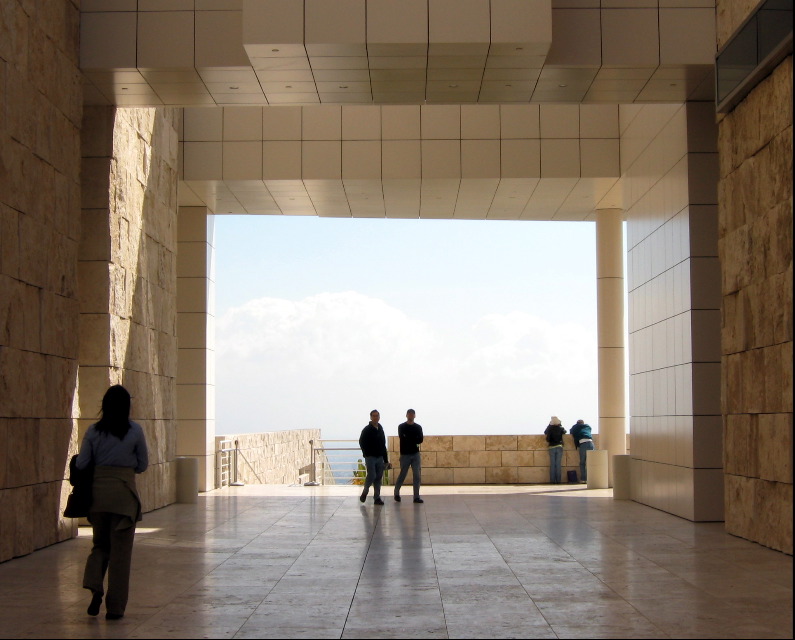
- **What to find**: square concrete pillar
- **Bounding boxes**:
[177,206,216,491]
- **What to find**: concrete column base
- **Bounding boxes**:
[587,450,609,489]
[176,457,199,503]
[612,454,632,499]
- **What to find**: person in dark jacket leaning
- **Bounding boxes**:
[358,410,391,505]
[393,409,424,503]
[569,419,594,483]
[544,416,566,484]
[76,385,148,620]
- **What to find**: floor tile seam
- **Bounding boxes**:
[573,556,674,638]
[338,497,384,638]
[404,505,449,635]
[216,495,339,626]
[466,494,560,586]
[435,495,541,631]
[468,495,660,634]
[614,540,733,595]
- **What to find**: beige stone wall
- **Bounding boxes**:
[717,5,793,553]
[79,106,180,513]
[0,1,82,562]
[716,1,764,50]
[217,430,320,485]
[387,434,623,484]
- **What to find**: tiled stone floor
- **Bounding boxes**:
[0,484,791,639]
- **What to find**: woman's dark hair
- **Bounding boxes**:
[96,385,132,440]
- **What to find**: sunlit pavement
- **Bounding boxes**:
[0,484,791,639]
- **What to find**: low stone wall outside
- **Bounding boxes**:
[217,429,320,486]
[388,434,629,484]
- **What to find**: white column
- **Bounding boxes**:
[596,208,627,486]
[176,206,216,491]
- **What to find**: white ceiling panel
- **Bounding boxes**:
[520,177,578,219]
[249,57,312,71]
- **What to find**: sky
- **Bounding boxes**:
[214,215,604,442]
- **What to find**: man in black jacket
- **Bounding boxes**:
[358,410,391,505]
[394,409,424,503]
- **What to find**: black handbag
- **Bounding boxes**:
[63,454,93,518]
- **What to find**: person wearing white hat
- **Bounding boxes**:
[544,416,566,484]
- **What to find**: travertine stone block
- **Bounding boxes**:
[454,467,485,484]
[423,467,454,484]
[44,356,78,418]
[754,479,794,554]
[486,435,517,450]
[747,348,767,414]
[486,466,518,484]
[41,292,79,358]
[436,451,469,468]
[420,451,437,467]
[0,277,38,352]
[723,414,753,477]
[716,0,762,49]
[782,341,793,413]
[0,205,20,277]
[38,419,77,483]
[0,489,14,560]
[501,450,534,467]
[77,261,111,313]
[452,435,485,451]
[0,420,7,487]
[469,450,501,467]
[518,467,549,484]
[81,157,112,209]
[518,434,546,450]
[726,473,794,554]
[422,436,453,452]
[771,267,793,345]
[0,348,46,418]
[13,485,34,557]
[762,344,785,413]
[18,213,49,288]
[756,413,793,484]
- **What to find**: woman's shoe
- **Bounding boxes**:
[87,592,102,616]
[105,613,124,620]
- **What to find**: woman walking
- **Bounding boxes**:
[76,385,148,620]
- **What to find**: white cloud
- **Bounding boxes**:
[216,292,598,440]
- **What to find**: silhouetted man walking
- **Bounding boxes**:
[394,409,424,503]
[359,410,390,505]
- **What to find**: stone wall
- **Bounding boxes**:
[79,106,180,513]
[387,434,623,484]
[0,0,82,562]
[216,430,320,486]
[717,3,793,554]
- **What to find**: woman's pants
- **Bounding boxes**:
[548,446,563,484]
[362,456,385,498]
[83,512,136,615]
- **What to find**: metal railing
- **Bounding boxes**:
[307,440,390,486]
[215,439,245,488]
